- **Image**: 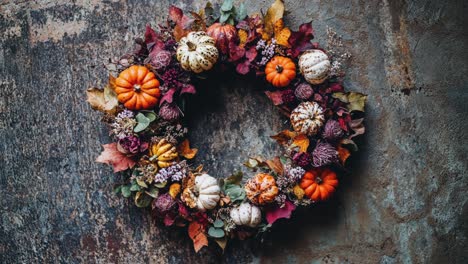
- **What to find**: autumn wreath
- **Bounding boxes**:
[88,0,367,252]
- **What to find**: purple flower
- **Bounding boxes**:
[117,109,134,119]
[293,152,311,168]
[277,165,305,190]
[312,142,339,167]
[150,50,172,70]
[294,83,313,100]
[117,135,148,154]
[159,103,180,121]
[152,193,178,226]
[322,119,345,141]
[154,161,187,183]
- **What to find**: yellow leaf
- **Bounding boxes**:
[265,157,284,175]
[263,0,284,40]
[273,19,291,47]
[177,139,198,159]
[238,29,248,47]
[292,134,310,153]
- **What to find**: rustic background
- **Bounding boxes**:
[1,0,467,263]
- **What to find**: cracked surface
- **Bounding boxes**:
[0,0,467,263]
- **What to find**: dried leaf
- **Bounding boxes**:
[337,145,351,165]
[169,5,183,23]
[188,221,208,252]
[265,157,284,175]
[264,90,284,106]
[86,84,118,113]
[96,143,136,172]
[292,134,310,153]
[214,237,228,252]
[177,139,198,159]
[263,0,284,40]
[238,29,248,47]
[270,130,297,145]
[273,19,291,47]
[332,92,367,112]
[288,22,314,58]
[265,200,296,224]
[349,118,365,138]
[160,88,176,106]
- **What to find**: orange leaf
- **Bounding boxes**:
[273,19,291,47]
[188,222,208,252]
[265,156,284,175]
[262,0,285,40]
[96,143,136,172]
[292,134,310,153]
[270,130,298,145]
[337,145,351,165]
[177,139,198,159]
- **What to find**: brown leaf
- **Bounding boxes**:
[265,157,284,175]
[262,0,284,40]
[86,85,118,113]
[214,237,228,252]
[349,118,365,139]
[292,134,310,153]
[188,221,208,252]
[337,145,351,165]
[177,139,198,159]
[273,19,291,47]
[271,130,298,145]
[96,143,136,172]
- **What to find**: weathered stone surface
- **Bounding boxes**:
[1,0,467,263]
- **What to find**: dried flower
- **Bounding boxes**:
[322,119,345,141]
[111,110,137,139]
[159,103,181,121]
[281,89,295,105]
[293,185,305,200]
[117,135,148,154]
[154,161,188,183]
[312,142,339,167]
[150,50,172,70]
[293,152,311,168]
[326,27,351,77]
[257,38,277,66]
[152,193,178,226]
[274,193,287,207]
[277,165,305,190]
[294,83,314,100]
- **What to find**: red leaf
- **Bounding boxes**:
[144,24,158,45]
[96,143,136,172]
[245,46,257,61]
[180,84,196,95]
[160,88,176,106]
[188,221,208,252]
[169,5,183,23]
[236,61,251,75]
[264,90,284,105]
[329,82,344,93]
[288,22,314,58]
[228,43,245,62]
[265,200,296,225]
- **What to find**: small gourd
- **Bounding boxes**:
[298,50,331,84]
[265,56,296,88]
[299,168,338,201]
[176,31,219,73]
[115,65,161,110]
[183,174,221,211]
[245,173,279,205]
[290,101,325,136]
[230,202,262,228]
[148,139,178,168]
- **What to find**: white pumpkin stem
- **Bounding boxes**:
[186,41,197,51]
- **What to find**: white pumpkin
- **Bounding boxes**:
[176,31,219,73]
[290,101,325,136]
[191,173,221,211]
[230,203,262,228]
[298,49,331,84]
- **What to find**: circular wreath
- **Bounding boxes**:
[87,0,367,252]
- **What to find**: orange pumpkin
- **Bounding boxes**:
[206,23,238,54]
[299,168,338,201]
[115,65,161,110]
[265,56,296,88]
[245,173,279,204]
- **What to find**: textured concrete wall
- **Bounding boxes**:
[1,0,467,263]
